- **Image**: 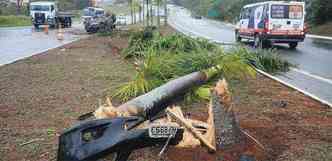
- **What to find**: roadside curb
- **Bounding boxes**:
[307,34,332,41]
[0,26,32,30]
[256,69,332,108]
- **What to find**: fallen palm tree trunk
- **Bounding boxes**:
[116,72,207,119]
[95,66,225,120]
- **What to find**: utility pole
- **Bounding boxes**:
[133,0,136,24]
[139,3,142,23]
[164,0,167,25]
[142,0,145,26]
[146,0,149,26]
[27,0,31,16]
[157,0,160,27]
[130,0,134,24]
[150,0,153,26]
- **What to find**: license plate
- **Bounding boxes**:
[148,126,178,138]
[293,24,300,29]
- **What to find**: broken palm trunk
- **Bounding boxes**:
[212,80,243,150]
[165,80,243,152]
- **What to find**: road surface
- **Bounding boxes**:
[168,5,332,106]
[0,23,87,66]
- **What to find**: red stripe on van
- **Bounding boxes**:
[270,30,303,35]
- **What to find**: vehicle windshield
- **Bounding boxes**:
[31,5,50,11]
[95,10,105,16]
[271,5,303,19]
[83,9,92,16]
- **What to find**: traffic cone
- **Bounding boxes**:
[44,25,49,34]
[57,24,64,41]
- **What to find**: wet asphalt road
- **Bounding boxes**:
[0,13,142,67]
[168,5,332,105]
[0,23,87,66]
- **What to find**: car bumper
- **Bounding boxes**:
[262,34,305,43]
[33,18,55,25]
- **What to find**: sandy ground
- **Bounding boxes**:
[0,27,331,161]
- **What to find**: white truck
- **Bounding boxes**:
[30,1,73,29]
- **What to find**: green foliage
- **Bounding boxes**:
[231,47,293,74]
[113,56,163,101]
[123,28,217,58]
[114,28,292,101]
[0,15,31,27]
[308,0,332,25]
[0,2,29,16]
[177,0,332,25]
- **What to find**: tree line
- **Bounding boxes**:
[128,0,168,27]
[0,0,91,15]
[176,0,332,25]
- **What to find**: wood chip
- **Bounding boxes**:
[20,138,45,146]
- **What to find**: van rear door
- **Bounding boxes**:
[269,3,305,35]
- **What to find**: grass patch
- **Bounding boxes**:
[309,22,332,37]
[0,15,31,27]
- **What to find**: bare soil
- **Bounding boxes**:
[1,26,331,161]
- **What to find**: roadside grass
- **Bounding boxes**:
[0,15,31,27]
[309,22,332,37]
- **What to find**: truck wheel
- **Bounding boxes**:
[68,18,72,28]
[263,40,272,49]
[235,30,241,42]
[289,42,298,49]
[254,36,262,48]
[55,23,60,29]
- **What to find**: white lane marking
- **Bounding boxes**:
[291,68,332,85]
[257,69,332,108]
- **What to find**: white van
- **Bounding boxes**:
[235,1,307,49]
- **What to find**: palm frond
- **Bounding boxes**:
[113,28,293,102]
